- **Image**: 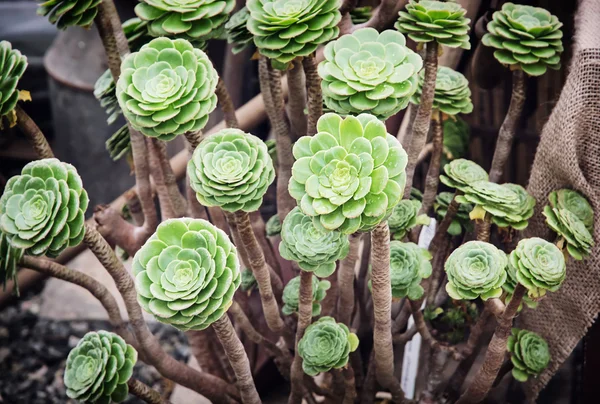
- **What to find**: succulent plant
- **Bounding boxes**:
[445,240,508,301]
[135,0,233,44]
[507,328,550,382]
[282,275,331,316]
[503,258,537,309]
[439,159,488,193]
[279,207,349,278]
[543,205,594,260]
[410,187,423,201]
[247,0,341,66]
[188,128,275,212]
[412,66,473,115]
[265,214,282,237]
[0,41,27,120]
[0,159,88,258]
[547,189,593,231]
[0,230,24,295]
[388,241,432,300]
[297,316,359,376]
[133,218,241,331]
[37,0,101,29]
[105,125,132,162]
[388,199,430,240]
[240,268,257,292]
[319,28,423,120]
[349,6,372,24]
[289,113,408,233]
[442,117,470,164]
[482,3,563,76]
[457,182,535,231]
[395,0,471,50]
[64,331,137,403]
[434,192,473,236]
[116,37,218,141]
[509,237,565,299]
[225,7,254,54]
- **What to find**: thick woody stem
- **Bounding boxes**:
[184,131,203,149]
[258,57,295,220]
[393,326,418,344]
[457,284,526,404]
[155,139,187,217]
[488,69,526,183]
[370,222,405,402]
[302,55,322,136]
[476,216,492,242]
[286,58,307,142]
[428,191,461,253]
[147,138,177,220]
[82,224,239,403]
[419,110,444,215]
[289,270,313,404]
[426,236,450,304]
[212,315,261,404]
[336,233,361,326]
[186,329,232,382]
[15,105,54,158]
[94,0,128,77]
[233,211,286,334]
[463,308,493,357]
[342,367,357,404]
[127,378,170,404]
[403,41,439,198]
[361,350,377,404]
[216,79,240,129]
[125,190,145,226]
[22,256,130,342]
[250,211,284,282]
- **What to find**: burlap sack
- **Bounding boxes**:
[519,0,600,400]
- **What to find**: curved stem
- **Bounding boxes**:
[286,58,307,142]
[289,271,313,404]
[336,233,361,326]
[216,79,240,129]
[370,222,405,402]
[147,137,177,220]
[212,315,261,404]
[476,216,492,242]
[342,367,357,404]
[419,111,444,215]
[488,70,526,183]
[15,105,54,159]
[186,328,233,382]
[82,224,239,403]
[155,139,187,217]
[302,55,322,137]
[403,41,439,198]
[127,378,170,404]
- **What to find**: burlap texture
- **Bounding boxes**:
[519,0,600,400]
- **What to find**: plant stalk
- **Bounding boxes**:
[15,105,54,159]
[216,78,240,129]
[286,58,307,142]
[419,110,444,215]
[302,55,322,136]
[127,378,170,404]
[336,233,361,326]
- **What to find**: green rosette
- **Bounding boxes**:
[282,275,331,316]
[507,328,550,382]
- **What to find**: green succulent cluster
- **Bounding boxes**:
[410,187,423,201]
[247,0,341,65]
[509,237,565,299]
[225,7,254,54]
[442,117,470,164]
[387,241,432,300]
[265,214,282,236]
[507,328,550,382]
[64,331,137,403]
[434,192,473,236]
[105,126,132,162]
[456,182,535,231]
[116,37,218,141]
[440,159,488,193]
[297,316,359,376]
[412,66,473,115]
[279,207,349,278]
[282,275,331,316]
[0,231,23,295]
[0,159,88,258]
[388,199,430,240]
[395,0,471,49]
[445,241,508,301]
[289,113,408,233]
[240,268,256,292]
[0,41,27,121]
[37,0,100,29]
[349,6,372,24]
[135,0,234,44]
[543,189,594,260]
[319,28,423,120]
[188,128,275,212]
[482,3,563,76]
[133,218,241,331]
[503,259,537,310]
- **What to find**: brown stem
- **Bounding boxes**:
[476,216,492,242]
[428,191,461,253]
[426,236,450,304]
[155,139,187,217]
[353,0,408,31]
[456,284,526,404]
[342,367,357,404]
[21,256,131,342]
[125,190,145,226]
[232,211,286,334]
[361,350,377,404]
[463,308,493,357]
[184,131,204,149]
[289,270,313,404]
[370,222,405,402]
[302,55,322,136]
[337,233,361,326]
[212,315,261,404]
[286,58,307,142]
[15,105,54,158]
[393,326,418,344]
[409,299,461,360]
[186,329,232,382]
[127,378,170,404]
[419,111,443,215]
[147,138,177,220]
[404,41,439,198]
[82,224,239,403]
[488,69,526,183]
[392,300,411,334]
[94,0,128,77]
[216,79,240,129]
[250,211,284,286]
